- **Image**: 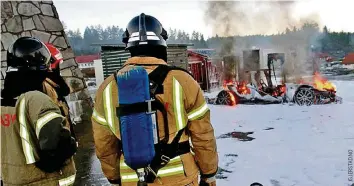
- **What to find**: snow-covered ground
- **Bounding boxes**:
[211,80,354,186]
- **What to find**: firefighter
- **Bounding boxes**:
[91,13,218,186]
[43,43,77,142]
[1,37,77,185]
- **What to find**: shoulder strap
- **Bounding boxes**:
[147,64,194,95]
[148,64,193,82]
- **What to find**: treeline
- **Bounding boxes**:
[65,25,208,56]
[65,23,354,59]
[319,26,354,58]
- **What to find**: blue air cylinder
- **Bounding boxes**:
[117,66,156,170]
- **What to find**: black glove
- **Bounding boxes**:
[199,177,216,186]
[35,129,77,173]
[108,178,121,186]
[199,180,209,186]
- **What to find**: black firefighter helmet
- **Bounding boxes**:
[122,13,168,49]
[6,36,51,72]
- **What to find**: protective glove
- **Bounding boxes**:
[200,176,216,186]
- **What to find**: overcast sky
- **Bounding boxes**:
[54,0,354,39]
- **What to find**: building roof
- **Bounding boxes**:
[75,54,100,63]
[342,53,354,65]
[91,43,194,51]
[188,49,216,58]
[187,50,208,58]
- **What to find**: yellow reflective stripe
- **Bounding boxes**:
[92,108,107,125]
[187,102,209,121]
[103,82,116,133]
[173,77,185,130]
[18,98,36,164]
[121,165,184,182]
[36,112,63,137]
[189,138,195,155]
[58,174,76,186]
[121,174,139,182]
[120,156,181,169]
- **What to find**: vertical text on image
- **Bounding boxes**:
[349,149,353,183]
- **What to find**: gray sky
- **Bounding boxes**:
[54,0,354,38]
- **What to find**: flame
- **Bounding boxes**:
[229,91,236,106]
[313,72,336,92]
[223,80,234,89]
[236,81,251,95]
[280,85,286,94]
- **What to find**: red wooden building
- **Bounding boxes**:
[187,50,220,92]
[342,53,354,65]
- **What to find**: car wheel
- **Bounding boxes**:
[294,87,315,106]
[216,90,233,105]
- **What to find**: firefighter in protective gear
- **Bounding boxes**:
[1,37,77,186]
[43,43,77,141]
[91,13,218,186]
[45,42,64,72]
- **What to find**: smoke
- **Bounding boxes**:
[204,1,321,37]
[203,0,323,80]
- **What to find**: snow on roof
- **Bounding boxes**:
[75,54,101,63]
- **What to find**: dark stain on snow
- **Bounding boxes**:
[215,167,232,179]
[225,154,238,157]
[264,127,274,131]
[270,179,282,186]
[217,131,255,141]
[225,159,235,168]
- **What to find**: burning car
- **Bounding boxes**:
[209,80,285,106]
[284,73,343,106]
[206,51,343,106]
[208,73,343,106]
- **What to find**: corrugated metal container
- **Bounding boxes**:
[98,44,193,78]
[101,46,130,78]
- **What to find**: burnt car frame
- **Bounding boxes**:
[208,53,343,106]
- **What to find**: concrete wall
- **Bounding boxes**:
[1,1,93,122]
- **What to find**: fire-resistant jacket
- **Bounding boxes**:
[42,77,72,131]
[91,57,219,186]
[0,91,76,186]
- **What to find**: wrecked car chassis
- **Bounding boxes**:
[207,83,343,106]
[284,83,343,106]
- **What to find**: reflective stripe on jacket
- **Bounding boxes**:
[92,57,218,186]
[1,91,76,186]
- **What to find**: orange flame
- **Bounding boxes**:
[229,91,236,106]
[223,80,234,90]
[280,85,286,94]
[237,81,251,95]
[313,72,336,91]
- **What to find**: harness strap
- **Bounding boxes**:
[146,138,190,183]
[116,100,163,116]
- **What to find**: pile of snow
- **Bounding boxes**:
[212,80,354,186]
